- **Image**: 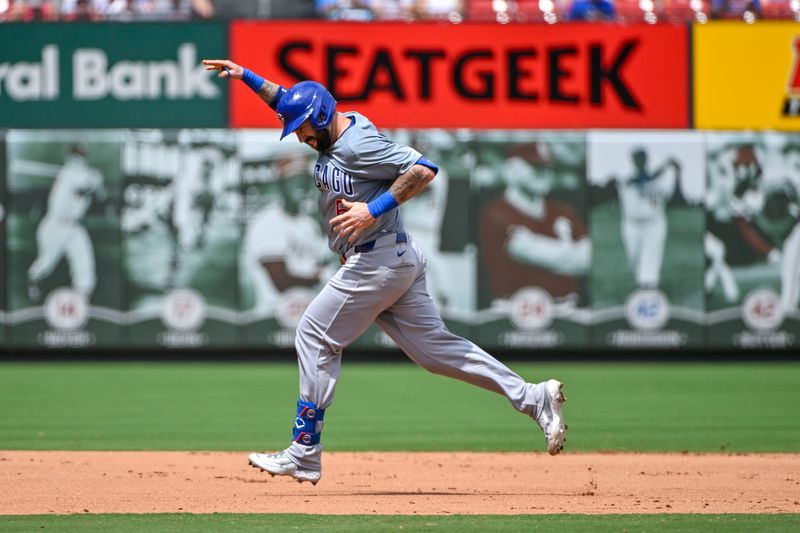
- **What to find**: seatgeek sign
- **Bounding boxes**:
[0,23,227,127]
[230,21,689,129]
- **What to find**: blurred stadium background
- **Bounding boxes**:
[1,3,799,354]
[2,0,799,23]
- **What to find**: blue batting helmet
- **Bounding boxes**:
[276,81,337,140]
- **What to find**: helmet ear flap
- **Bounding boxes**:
[313,93,335,130]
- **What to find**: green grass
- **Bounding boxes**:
[1,361,799,452]
[1,513,799,532]
[2,362,799,530]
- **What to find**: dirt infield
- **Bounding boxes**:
[1,451,799,515]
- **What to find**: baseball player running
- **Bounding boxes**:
[203,59,567,485]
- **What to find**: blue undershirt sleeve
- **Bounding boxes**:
[415,156,439,175]
[268,86,286,110]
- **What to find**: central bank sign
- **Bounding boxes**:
[0,23,227,127]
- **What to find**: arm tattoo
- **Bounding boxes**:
[257,81,281,105]
[389,165,434,204]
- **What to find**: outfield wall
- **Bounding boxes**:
[1,22,798,353]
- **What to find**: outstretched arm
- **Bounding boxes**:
[202,59,283,107]
[330,164,436,243]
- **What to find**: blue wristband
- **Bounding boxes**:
[367,191,399,218]
[241,68,265,93]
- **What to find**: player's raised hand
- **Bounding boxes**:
[202,59,244,80]
[330,200,376,243]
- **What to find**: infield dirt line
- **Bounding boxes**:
[1,451,799,515]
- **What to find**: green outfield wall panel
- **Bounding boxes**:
[704,132,800,350]
[587,131,707,350]
[5,131,125,349]
[473,132,590,350]
[2,127,799,354]
[235,130,330,349]
[1,134,7,347]
[122,130,240,349]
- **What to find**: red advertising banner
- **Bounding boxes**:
[229,21,688,129]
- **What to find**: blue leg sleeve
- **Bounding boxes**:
[293,399,325,446]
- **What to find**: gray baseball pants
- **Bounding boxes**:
[286,233,543,468]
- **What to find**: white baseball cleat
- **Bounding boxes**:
[248,451,321,485]
[534,379,567,455]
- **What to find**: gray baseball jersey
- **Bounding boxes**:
[313,112,421,255]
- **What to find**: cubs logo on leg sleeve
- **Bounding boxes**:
[293,399,325,446]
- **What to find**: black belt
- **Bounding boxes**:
[354,232,408,254]
[341,232,408,263]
